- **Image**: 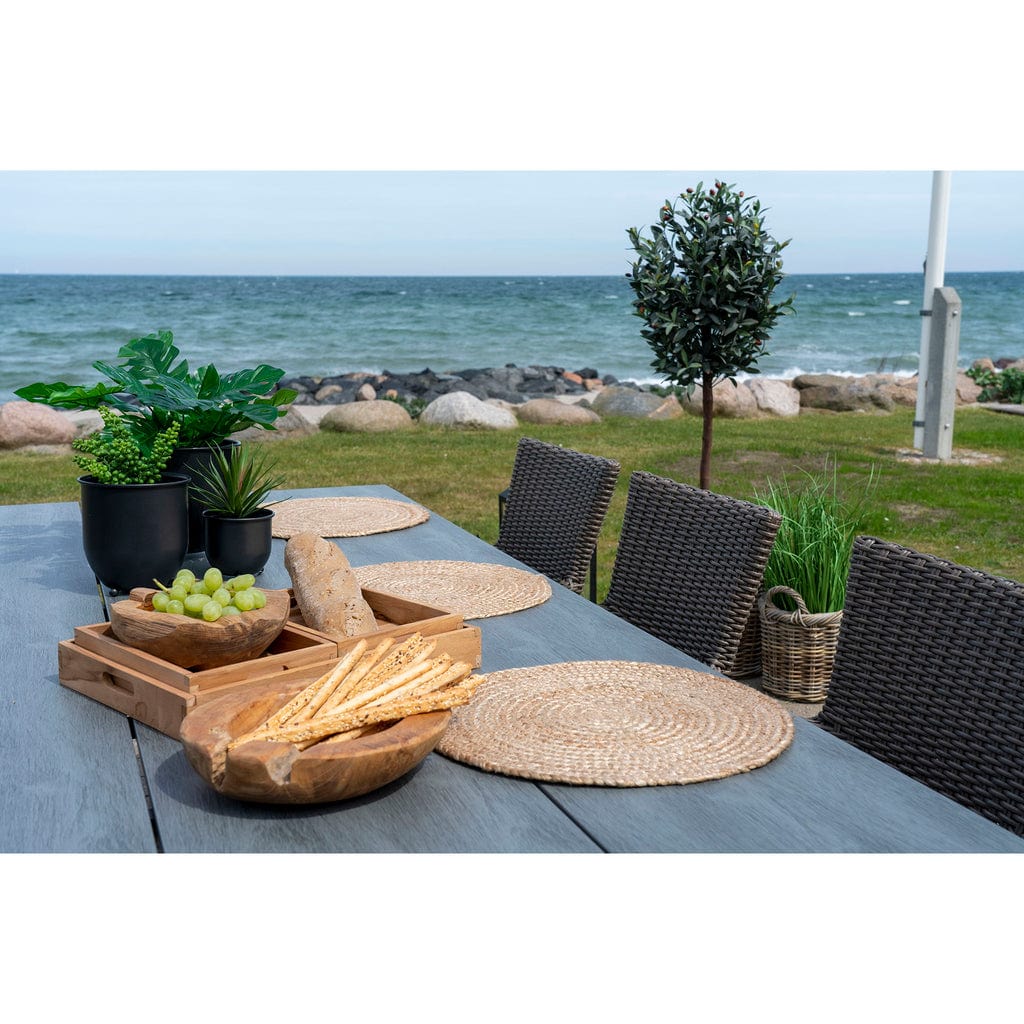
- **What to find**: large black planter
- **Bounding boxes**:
[168,440,241,553]
[203,507,274,577]
[79,473,190,593]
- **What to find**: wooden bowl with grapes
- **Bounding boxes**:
[108,568,291,671]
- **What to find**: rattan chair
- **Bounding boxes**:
[496,437,620,600]
[603,471,781,675]
[816,536,1024,836]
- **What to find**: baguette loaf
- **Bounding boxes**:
[284,532,379,638]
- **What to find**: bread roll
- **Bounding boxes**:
[284,532,378,638]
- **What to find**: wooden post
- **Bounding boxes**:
[922,286,962,460]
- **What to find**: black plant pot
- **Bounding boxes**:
[168,440,241,553]
[202,507,274,577]
[79,473,190,593]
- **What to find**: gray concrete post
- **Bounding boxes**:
[923,286,962,460]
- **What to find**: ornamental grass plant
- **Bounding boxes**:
[754,460,876,614]
[189,443,287,517]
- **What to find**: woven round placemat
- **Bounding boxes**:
[271,497,429,538]
[353,560,552,619]
[436,660,794,786]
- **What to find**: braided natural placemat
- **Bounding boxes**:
[271,497,429,538]
[353,560,552,619]
[436,660,794,786]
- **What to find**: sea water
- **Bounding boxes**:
[1,272,1022,403]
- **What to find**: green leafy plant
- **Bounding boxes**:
[189,443,287,517]
[754,461,876,614]
[966,365,1024,404]
[72,407,181,485]
[383,393,428,419]
[627,180,794,489]
[15,330,298,449]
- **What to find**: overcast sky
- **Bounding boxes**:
[2,169,1020,276]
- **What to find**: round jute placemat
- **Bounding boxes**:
[271,497,429,539]
[353,560,552,619]
[436,660,794,786]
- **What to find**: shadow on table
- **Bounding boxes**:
[152,744,424,821]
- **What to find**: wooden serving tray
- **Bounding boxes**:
[58,588,482,739]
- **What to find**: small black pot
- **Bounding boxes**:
[168,440,241,553]
[79,473,190,593]
[202,507,274,577]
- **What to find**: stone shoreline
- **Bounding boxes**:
[2,359,1020,449]
[275,363,990,418]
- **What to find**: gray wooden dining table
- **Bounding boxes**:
[3,484,1022,854]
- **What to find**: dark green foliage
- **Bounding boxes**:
[967,365,1024,404]
[72,407,180,484]
[189,443,287,517]
[383,393,428,419]
[627,181,794,488]
[16,330,298,448]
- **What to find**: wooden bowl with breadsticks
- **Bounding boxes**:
[179,631,486,803]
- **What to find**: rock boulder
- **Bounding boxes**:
[0,401,77,449]
[516,398,601,426]
[590,386,683,420]
[232,407,319,442]
[679,380,761,419]
[747,378,801,417]
[419,391,518,430]
[793,374,896,413]
[320,400,415,433]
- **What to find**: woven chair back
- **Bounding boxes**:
[603,471,781,674]
[496,437,620,595]
[817,536,1024,836]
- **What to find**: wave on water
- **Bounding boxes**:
[735,365,918,382]
[0,271,1018,405]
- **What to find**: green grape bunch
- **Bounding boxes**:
[72,407,180,485]
[151,566,267,622]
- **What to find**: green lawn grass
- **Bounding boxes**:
[3,405,1022,597]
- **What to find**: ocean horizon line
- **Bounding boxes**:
[2,269,1022,280]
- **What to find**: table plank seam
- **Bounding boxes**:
[537,786,610,852]
[130,719,164,853]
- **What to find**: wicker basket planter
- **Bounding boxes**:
[759,586,843,702]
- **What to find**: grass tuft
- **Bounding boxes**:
[754,460,876,613]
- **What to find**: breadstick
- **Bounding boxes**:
[317,723,383,746]
[364,654,454,707]
[268,677,487,749]
[227,642,369,749]
[316,637,396,717]
[350,633,433,694]
[288,641,373,724]
[327,651,439,715]
[403,660,473,701]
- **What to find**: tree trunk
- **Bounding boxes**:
[699,370,714,490]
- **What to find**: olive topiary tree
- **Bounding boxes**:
[627,180,794,490]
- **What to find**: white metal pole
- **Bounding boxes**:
[913,171,952,450]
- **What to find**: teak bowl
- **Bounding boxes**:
[108,587,291,670]
[180,675,450,804]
